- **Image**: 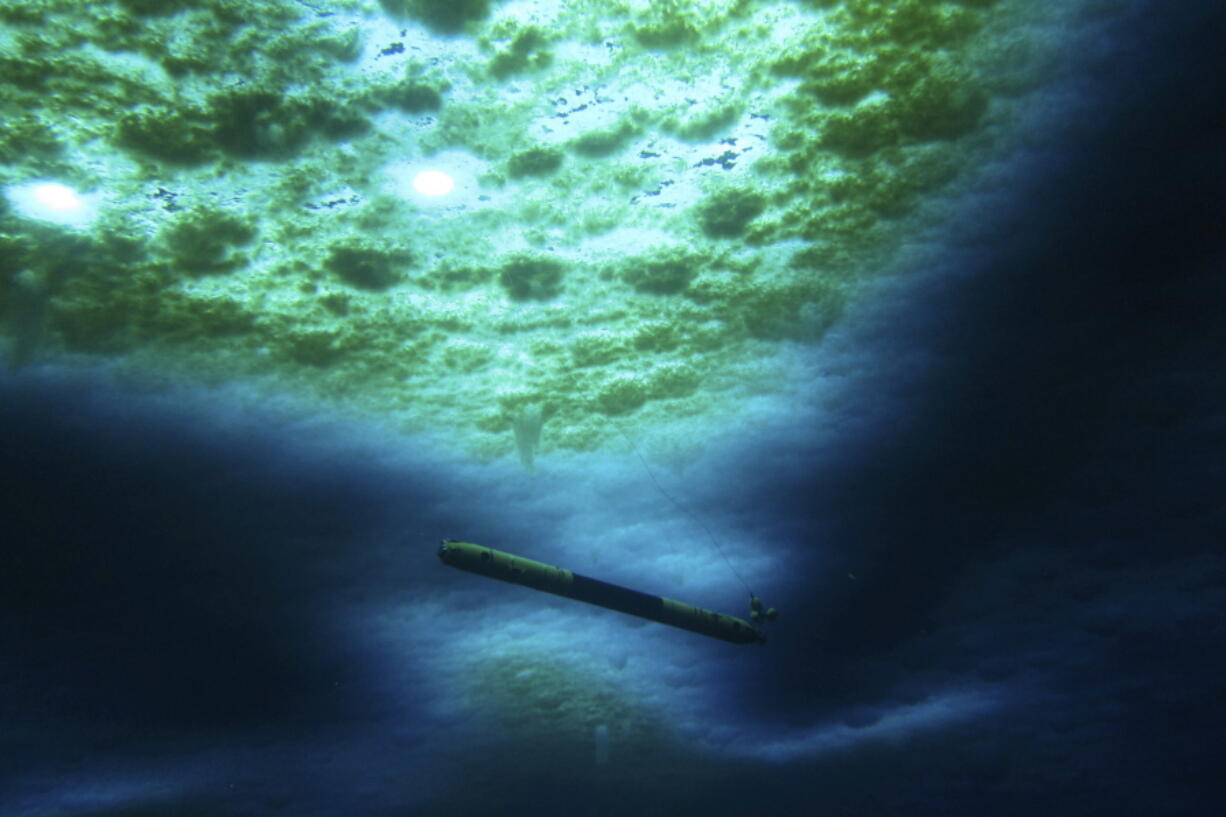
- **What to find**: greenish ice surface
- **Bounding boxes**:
[0,0,1068,465]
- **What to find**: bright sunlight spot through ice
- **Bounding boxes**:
[5,181,98,227]
[412,170,454,197]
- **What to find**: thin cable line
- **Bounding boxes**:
[604,415,756,600]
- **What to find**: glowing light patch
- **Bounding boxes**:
[412,170,454,197]
[6,180,99,227]
[382,152,492,210]
[36,183,82,212]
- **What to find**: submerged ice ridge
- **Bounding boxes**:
[719,689,1001,763]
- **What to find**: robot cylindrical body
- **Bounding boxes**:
[437,540,764,645]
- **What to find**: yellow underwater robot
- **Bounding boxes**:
[437,540,774,645]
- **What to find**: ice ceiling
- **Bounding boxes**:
[0,0,1058,461]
